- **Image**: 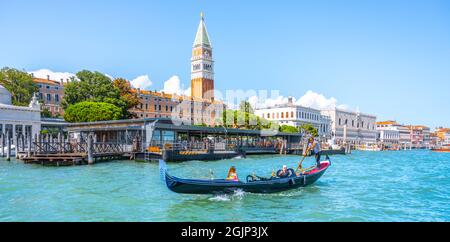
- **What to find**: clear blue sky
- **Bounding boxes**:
[1,0,449,128]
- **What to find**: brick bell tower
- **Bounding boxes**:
[191,12,215,101]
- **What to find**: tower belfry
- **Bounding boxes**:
[191,12,214,101]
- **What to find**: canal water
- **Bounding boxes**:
[0,150,449,222]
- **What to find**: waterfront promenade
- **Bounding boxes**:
[1,150,449,222]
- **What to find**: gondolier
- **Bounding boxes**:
[305,138,321,168]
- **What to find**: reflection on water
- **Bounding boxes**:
[0,150,449,221]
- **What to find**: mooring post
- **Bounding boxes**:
[27,134,32,157]
[34,134,38,155]
[1,134,4,157]
[6,131,11,161]
[87,134,94,165]
[15,134,20,158]
[21,134,25,152]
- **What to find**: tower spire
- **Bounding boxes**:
[194,11,211,47]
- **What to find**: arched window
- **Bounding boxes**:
[281,112,284,119]
[291,111,294,118]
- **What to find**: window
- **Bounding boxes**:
[281,112,284,119]
[339,119,341,125]
[267,113,270,119]
[46,94,51,101]
[5,124,13,138]
[352,120,354,127]
[55,94,59,103]
[15,125,23,136]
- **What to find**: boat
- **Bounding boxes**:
[432,145,450,153]
[357,143,382,151]
[159,158,331,194]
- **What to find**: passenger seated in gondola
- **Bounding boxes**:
[277,165,294,178]
[226,166,239,181]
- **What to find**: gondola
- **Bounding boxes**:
[159,158,331,194]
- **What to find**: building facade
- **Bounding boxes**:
[321,108,377,144]
[254,97,331,138]
[406,125,430,149]
[33,75,65,117]
[0,85,41,142]
[376,121,400,148]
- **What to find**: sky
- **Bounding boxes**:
[1,0,449,128]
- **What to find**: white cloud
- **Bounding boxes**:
[131,75,153,90]
[296,90,340,110]
[28,69,75,83]
[161,75,190,96]
[248,90,350,111]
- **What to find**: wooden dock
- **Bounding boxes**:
[6,132,135,166]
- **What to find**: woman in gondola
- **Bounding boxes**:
[226,166,239,181]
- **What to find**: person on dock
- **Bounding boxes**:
[226,166,239,181]
[305,137,322,168]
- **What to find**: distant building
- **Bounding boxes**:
[32,74,65,117]
[406,125,430,148]
[254,97,331,138]
[321,108,377,144]
[191,12,215,102]
[0,85,41,141]
[376,121,400,147]
[435,127,450,142]
[445,132,450,145]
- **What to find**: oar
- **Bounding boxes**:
[296,155,307,172]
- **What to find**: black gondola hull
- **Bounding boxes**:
[163,161,330,194]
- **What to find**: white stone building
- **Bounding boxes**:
[376,121,400,147]
[321,108,377,144]
[0,85,41,142]
[254,97,331,138]
[444,132,450,145]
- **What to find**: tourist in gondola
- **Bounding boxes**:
[226,166,239,181]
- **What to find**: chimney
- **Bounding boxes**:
[47,75,50,81]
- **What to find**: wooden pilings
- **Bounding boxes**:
[87,134,94,165]
[6,131,11,161]
[1,134,4,157]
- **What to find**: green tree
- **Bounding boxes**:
[62,70,132,119]
[299,123,319,137]
[113,78,140,118]
[64,101,122,123]
[0,67,37,106]
[280,125,299,133]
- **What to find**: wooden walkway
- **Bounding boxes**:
[12,133,135,166]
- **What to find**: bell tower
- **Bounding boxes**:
[191,12,215,101]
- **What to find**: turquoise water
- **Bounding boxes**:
[0,150,449,222]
